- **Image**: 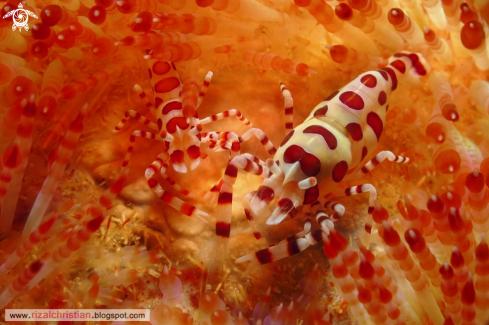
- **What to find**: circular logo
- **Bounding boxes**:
[2,2,38,32]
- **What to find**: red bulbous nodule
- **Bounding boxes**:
[31,41,49,59]
[447,208,464,232]
[381,221,401,246]
[132,11,153,32]
[466,169,485,192]
[372,205,389,223]
[461,273,475,305]
[440,191,462,209]
[88,5,107,25]
[335,3,353,20]
[427,195,445,214]
[451,246,465,268]
[329,229,348,251]
[475,233,489,263]
[323,237,338,259]
[404,229,425,253]
[32,23,51,40]
[439,262,455,279]
[56,29,76,49]
[41,5,62,26]
[359,255,375,280]
[357,283,372,303]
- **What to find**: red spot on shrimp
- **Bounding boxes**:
[256,186,275,203]
[339,91,364,110]
[154,77,180,93]
[187,145,200,159]
[152,61,171,75]
[360,74,377,88]
[345,123,363,141]
[390,60,406,73]
[378,91,387,105]
[155,97,163,108]
[367,112,383,140]
[380,67,398,90]
[303,125,337,150]
[283,145,321,177]
[303,185,319,204]
[332,160,348,182]
[412,59,427,75]
[280,130,295,147]
[377,70,388,81]
[361,146,368,160]
[170,150,184,164]
[166,117,189,133]
[278,198,294,212]
[313,105,328,117]
[394,53,426,75]
[162,101,182,114]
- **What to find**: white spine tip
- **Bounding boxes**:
[299,177,317,189]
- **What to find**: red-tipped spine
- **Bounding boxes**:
[448,208,474,267]
[427,195,453,245]
[474,233,489,321]
[461,272,476,323]
[323,237,370,323]
[404,228,441,287]
[440,262,463,323]
[451,246,469,292]
[466,169,489,233]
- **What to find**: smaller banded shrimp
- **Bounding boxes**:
[210,52,429,269]
[114,55,278,222]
